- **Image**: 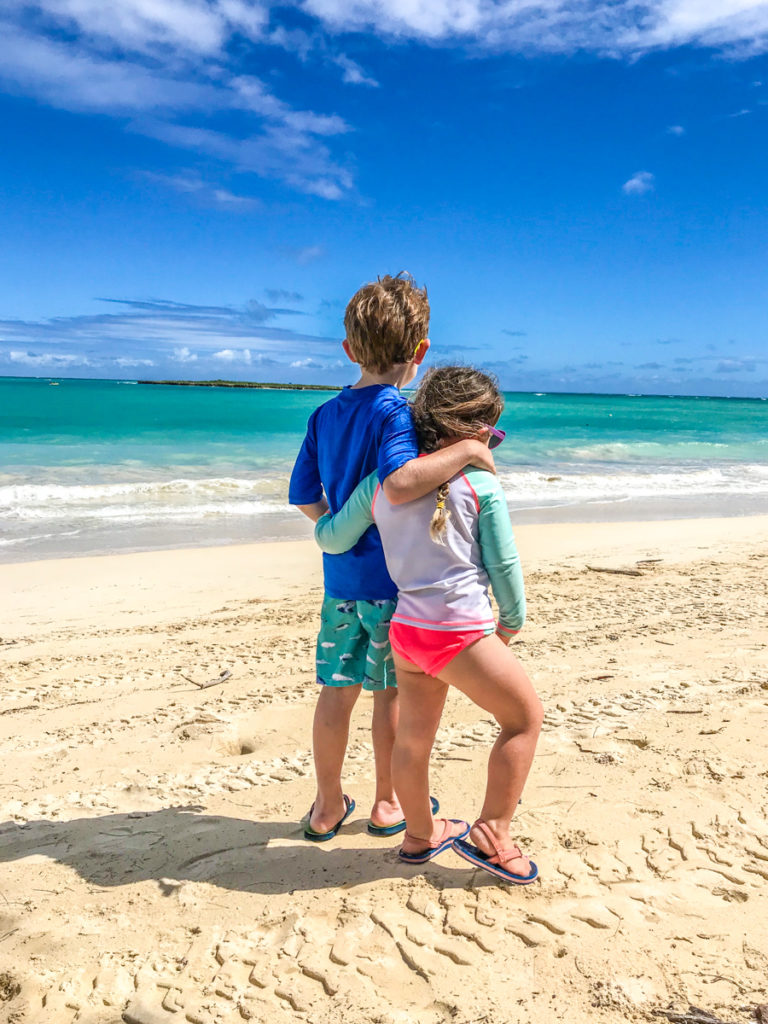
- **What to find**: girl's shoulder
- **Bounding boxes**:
[459,466,504,502]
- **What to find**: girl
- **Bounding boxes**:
[314,366,542,885]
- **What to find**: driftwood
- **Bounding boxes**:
[180,669,232,689]
[586,565,643,577]
[652,1007,738,1024]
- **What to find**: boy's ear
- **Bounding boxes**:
[413,338,430,366]
[342,339,359,365]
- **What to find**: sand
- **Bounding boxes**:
[1,516,767,1024]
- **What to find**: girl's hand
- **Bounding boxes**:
[495,627,512,645]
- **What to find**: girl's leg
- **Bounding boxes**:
[369,687,403,827]
[439,634,543,863]
[392,652,461,853]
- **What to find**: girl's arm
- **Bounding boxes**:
[313,471,379,554]
[470,470,526,642]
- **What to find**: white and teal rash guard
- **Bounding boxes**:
[314,467,525,640]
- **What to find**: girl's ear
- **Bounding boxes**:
[342,339,359,364]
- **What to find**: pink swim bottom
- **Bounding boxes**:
[389,621,493,677]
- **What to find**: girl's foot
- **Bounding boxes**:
[398,818,470,863]
[454,820,538,884]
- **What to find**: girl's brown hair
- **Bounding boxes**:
[410,366,504,543]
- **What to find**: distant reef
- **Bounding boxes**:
[139,379,342,391]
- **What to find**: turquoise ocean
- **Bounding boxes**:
[1,376,767,562]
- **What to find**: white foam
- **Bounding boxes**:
[498,463,768,508]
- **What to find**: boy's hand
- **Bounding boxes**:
[296,499,329,523]
[461,439,496,474]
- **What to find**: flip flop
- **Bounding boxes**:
[368,796,440,837]
[398,818,470,865]
[304,795,355,842]
[453,820,538,885]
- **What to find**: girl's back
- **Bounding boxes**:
[373,468,497,634]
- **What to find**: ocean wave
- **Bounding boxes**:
[0,476,287,528]
[498,464,768,507]
[547,439,755,461]
[0,476,282,505]
[2,465,767,533]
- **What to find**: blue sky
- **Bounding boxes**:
[0,1,767,397]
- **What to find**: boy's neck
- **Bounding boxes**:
[352,364,412,390]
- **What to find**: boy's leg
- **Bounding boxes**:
[357,600,403,829]
[370,687,401,827]
[310,682,361,833]
[309,596,365,834]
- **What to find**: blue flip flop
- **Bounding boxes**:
[304,794,355,842]
[453,820,538,884]
[398,818,470,865]
[368,796,440,837]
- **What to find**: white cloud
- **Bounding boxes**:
[213,348,252,362]
[622,170,655,194]
[667,124,685,135]
[291,357,324,368]
[332,54,379,87]
[115,357,155,366]
[6,0,768,210]
[173,346,198,362]
[8,349,90,366]
[4,0,266,57]
[302,0,768,56]
[717,357,757,373]
[294,244,326,265]
[0,4,353,200]
[211,188,259,207]
[140,122,353,201]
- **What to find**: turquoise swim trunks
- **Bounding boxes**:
[316,595,397,691]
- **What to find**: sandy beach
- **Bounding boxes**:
[1,516,767,1024]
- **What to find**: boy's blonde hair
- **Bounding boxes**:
[344,272,429,373]
[410,366,504,543]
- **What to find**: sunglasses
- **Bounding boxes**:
[485,424,506,450]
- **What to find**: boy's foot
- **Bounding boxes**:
[305,794,355,841]
[453,820,537,884]
[398,818,470,864]
[368,796,439,837]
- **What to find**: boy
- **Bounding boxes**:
[289,273,495,840]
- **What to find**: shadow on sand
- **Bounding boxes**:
[0,806,478,894]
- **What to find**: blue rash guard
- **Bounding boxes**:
[288,384,418,600]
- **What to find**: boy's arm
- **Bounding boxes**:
[473,470,525,643]
[288,413,326,522]
[314,473,378,554]
[382,440,496,505]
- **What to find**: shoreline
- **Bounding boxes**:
[3,506,768,567]
[4,511,768,592]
